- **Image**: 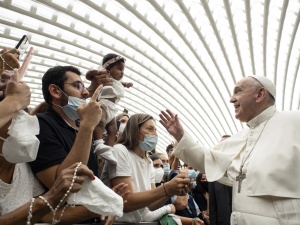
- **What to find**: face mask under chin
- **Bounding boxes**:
[52,94,86,121]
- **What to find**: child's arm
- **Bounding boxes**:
[86,70,99,81]
[86,70,112,98]
[121,82,133,88]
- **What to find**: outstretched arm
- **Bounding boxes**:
[121,82,133,88]
[36,86,104,189]
[0,69,31,128]
[110,173,190,213]
[0,163,96,225]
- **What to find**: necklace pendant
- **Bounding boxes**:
[236,172,246,193]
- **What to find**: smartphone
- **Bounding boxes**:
[19,47,34,80]
[15,35,29,57]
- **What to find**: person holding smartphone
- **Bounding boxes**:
[0,35,29,100]
[0,48,21,98]
[0,68,96,225]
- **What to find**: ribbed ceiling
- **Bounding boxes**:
[0,0,299,153]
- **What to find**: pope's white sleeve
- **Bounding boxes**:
[173,132,241,182]
[173,133,206,172]
[141,206,171,222]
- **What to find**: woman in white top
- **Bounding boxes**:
[101,113,191,222]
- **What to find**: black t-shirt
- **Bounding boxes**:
[29,107,98,178]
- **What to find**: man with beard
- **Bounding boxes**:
[29,66,103,189]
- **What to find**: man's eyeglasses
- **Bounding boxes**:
[64,81,86,93]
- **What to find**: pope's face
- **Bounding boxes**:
[230,77,259,122]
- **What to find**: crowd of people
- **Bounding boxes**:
[0,37,299,225]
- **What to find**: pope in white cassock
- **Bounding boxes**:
[159,75,300,225]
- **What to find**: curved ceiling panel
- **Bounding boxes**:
[0,0,299,153]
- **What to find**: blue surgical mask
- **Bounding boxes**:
[163,164,170,176]
[52,87,86,121]
[188,169,199,179]
[61,96,86,121]
[138,132,158,152]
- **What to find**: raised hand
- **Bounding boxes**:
[86,70,112,97]
[0,48,20,72]
[4,69,31,111]
[78,85,104,130]
[159,109,184,142]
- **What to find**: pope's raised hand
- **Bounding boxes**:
[159,109,185,142]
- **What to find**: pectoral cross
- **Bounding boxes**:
[236,168,246,193]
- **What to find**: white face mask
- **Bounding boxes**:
[118,123,126,133]
[0,134,39,163]
[154,167,164,183]
[0,110,40,163]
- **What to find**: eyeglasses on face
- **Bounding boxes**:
[64,81,86,93]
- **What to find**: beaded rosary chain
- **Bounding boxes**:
[26,162,82,225]
[0,53,15,70]
[26,198,35,225]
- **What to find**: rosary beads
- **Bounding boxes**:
[27,162,82,225]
